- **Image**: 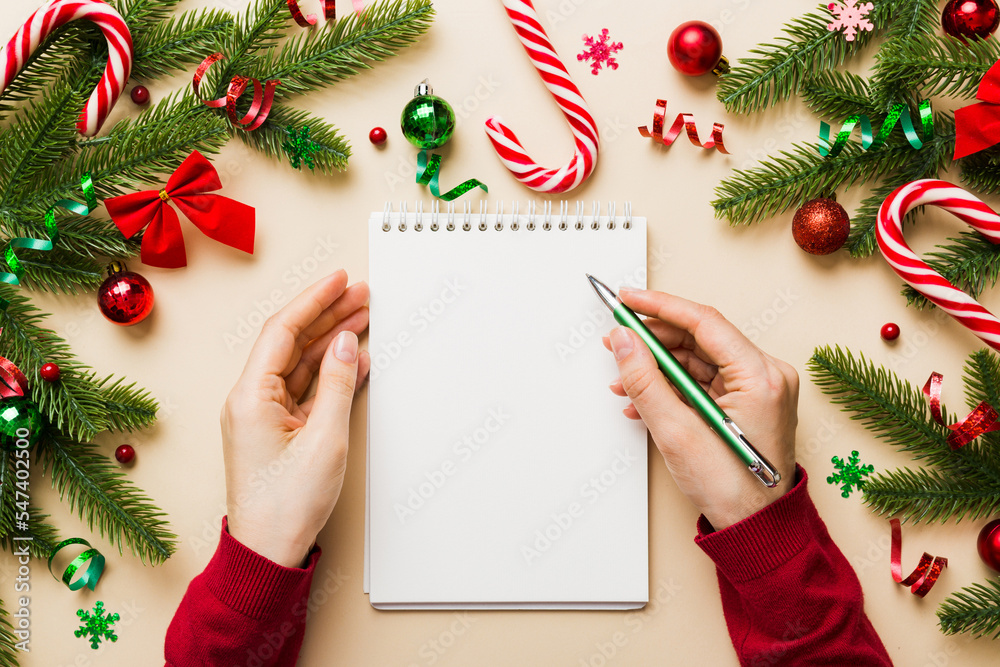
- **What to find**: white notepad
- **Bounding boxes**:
[365,202,648,610]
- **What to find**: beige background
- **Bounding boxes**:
[3,0,998,664]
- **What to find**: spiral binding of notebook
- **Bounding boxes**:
[379,200,635,232]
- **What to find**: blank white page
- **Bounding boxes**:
[367,208,647,609]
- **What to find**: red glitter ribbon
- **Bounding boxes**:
[638,99,729,153]
[923,371,1000,450]
[192,53,279,132]
[286,0,335,27]
[890,519,947,597]
[0,330,27,400]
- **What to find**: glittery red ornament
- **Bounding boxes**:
[39,362,61,382]
[97,262,154,326]
[667,21,728,77]
[792,198,851,255]
[978,518,1000,571]
[369,126,387,145]
[942,0,1000,41]
[130,85,150,105]
[880,323,901,341]
[115,444,135,465]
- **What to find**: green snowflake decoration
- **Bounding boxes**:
[74,601,119,650]
[283,126,320,170]
[827,450,875,498]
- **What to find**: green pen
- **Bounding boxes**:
[587,274,782,488]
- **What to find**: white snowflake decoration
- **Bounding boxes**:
[827,0,874,41]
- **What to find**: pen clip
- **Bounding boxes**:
[723,419,782,488]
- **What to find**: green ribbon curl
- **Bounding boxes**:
[818,100,934,158]
[416,150,488,201]
[48,537,106,591]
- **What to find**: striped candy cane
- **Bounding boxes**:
[484,0,599,193]
[877,179,1000,351]
[1,0,133,137]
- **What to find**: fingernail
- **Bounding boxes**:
[334,331,358,363]
[619,287,635,294]
[609,327,633,361]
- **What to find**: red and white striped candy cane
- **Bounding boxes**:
[1,0,133,137]
[877,179,1000,351]
[484,0,599,193]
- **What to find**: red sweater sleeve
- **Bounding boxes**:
[694,466,892,666]
[165,518,320,667]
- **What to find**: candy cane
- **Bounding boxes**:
[484,0,599,193]
[1,0,133,137]
[877,179,1000,351]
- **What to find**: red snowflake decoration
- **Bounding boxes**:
[577,29,623,75]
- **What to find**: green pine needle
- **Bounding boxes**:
[876,32,1000,102]
[901,231,1000,308]
[800,71,877,120]
[132,8,236,81]
[938,578,1000,638]
[0,598,19,664]
[96,375,159,433]
[236,104,351,173]
[0,505,60,561]
[38,436,176,564]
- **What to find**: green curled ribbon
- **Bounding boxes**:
[416,150,488,201]
[48,537,106,591]
[1,173,96,288]
[818,100,934,158]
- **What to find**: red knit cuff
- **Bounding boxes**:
[694,465,818,584]
[203,517,321,620]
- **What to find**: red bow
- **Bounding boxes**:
[954,59,1000,159]
[104,151,255,268]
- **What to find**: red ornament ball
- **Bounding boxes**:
[792,198,851,255]
[667,21,726,76]
[942,0,1000,41]
[97,262,154,326]
[369,126,387,145]
[115,444,135,465]
[978,518,1000,571]
[880,323,901,341]
[130,85,150,105]
[39,362,61,382]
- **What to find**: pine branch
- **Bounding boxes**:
[112,0,186,28]
[0,451,15,540]
[234,104,351,173]
[253,0,435,102]
[800,70,877,120]
[95,374,158,433]
[222,0,291,84]
[876,32,1000,101]
[870,0,941,109]
[38,436,175,564]
[0,286,107,442]
[964,349,1000,411]
[901,231,1000,308]
[131,8,236,81]
[15,250,105,295]
[715,2,892,114]
[0,22,93,113]
[0,505,60,561]
[960,148,1000,195]
[938,578,1000,638]
[0,598,20,665]
[809,345,1000,522]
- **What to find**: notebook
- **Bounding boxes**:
[365,201,648,610]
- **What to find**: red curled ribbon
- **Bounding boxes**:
[192,53,279,132]
[104,151,256,269]
[638,99,729,153]
[286,0,335,27]
[923,371,1000,450]
[890,518,947,597]
[954,59,1000,160]
[0,330,28,400]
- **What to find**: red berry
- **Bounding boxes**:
[369,127,387,145]
[130,85,150,105]
[115,444,135,464]
[39,362,61,382]
[880,323,901,341]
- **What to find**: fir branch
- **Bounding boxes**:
[870,0,941,109]
[0,451,15,540]
[0,286,107,442]
[112,0,186,28]
[17,251,106,295]
[131,8,236,81]
[95,375,158,433]
[0,212,138,269]
[0,22,93,112]
[875,32,1000,101]
[901,231,1000,308]
[38,436,175,564]
[960,148,1000,195]
[253,0,435,102]
[0,505,61,561]
[809,345,1000,522]
[800,70,877,120]
[964,349,1000,411]
[0,598,19,665]
[234,104,351,173]
[938,578,1000,638]
[715,2,891,114]
[222,0,291,83]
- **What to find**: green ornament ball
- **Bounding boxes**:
[401,93,456,150]
[0,399,43,450]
